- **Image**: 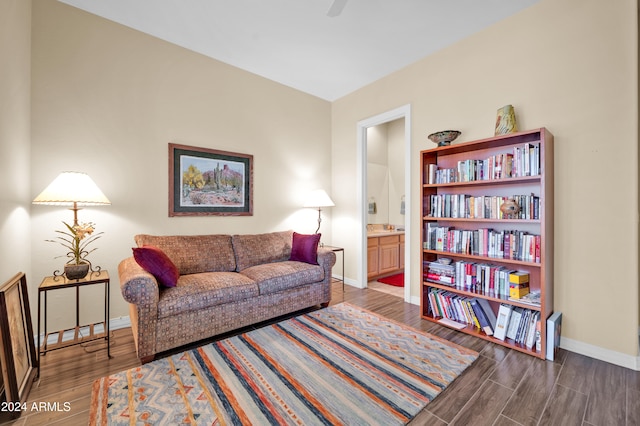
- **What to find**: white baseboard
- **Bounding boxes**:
[110,316,132,330]
[561,336,640,371]
[340,277,365,289]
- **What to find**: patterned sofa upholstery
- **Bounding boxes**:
[118,230,336,363]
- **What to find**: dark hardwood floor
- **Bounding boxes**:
[3,281,639,425]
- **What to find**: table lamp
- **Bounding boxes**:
[33,171,111,278]
[303,189,335,234]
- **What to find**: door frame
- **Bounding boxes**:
[356,104,411,302]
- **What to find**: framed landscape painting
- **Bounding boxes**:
[169,143,253,216]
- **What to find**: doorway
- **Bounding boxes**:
[356,105,411,303]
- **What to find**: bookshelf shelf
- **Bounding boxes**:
[422,250,542,267]
[420,128,554,359]
[423,217,541,224]
[423,175,541,188]
[424,281,542,311]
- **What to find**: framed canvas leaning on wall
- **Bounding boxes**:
[0,272,37,417]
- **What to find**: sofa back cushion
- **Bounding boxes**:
[232,230,293,271]
[134,234,236,275]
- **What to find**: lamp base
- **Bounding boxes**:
[314,208,322,234]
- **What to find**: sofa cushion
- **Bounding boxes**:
[156,272,258,319]
[289,232,321,265]
[232,230,293,271]
[135,234,236,275]
[240,260,324,295]
[132,245,179,288]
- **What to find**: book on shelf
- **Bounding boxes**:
[493,304,513,340]
[546,311,562,361]
[505,307,523,340]
[470,298,493,335]
[508,291,541,306]
[428,164,437,184]
[515,309,531,343]
[476,298,497,331]
[425,274,455,286]
[438,317,466,330]
[525,312,540,349]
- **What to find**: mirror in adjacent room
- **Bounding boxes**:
[366,118,405,232]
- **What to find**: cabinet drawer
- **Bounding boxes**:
[367,237,379,247]
[379,235,399,245]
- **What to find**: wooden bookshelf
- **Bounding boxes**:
[420,128,553,359]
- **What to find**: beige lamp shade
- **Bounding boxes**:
[303,189,335,208]
[304,189,334,234]
[33,172,111,206]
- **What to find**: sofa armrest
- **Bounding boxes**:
[317,247,337,278]
[317,247,337,267]
[118,257,160,306]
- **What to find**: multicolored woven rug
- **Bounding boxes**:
[90,303,477,425]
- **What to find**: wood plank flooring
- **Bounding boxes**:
[2,281,638,425]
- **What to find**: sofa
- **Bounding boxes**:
[118,230,336,363]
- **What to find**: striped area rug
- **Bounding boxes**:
[90,303,478,425]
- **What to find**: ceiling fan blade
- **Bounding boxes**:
[327,0,348,17]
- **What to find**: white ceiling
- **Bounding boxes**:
[58,0,538,101]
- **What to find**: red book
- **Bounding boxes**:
[427,273,454,284]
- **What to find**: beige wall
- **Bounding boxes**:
[332,0,639,362]
[30,1,332,329]
[0,1,32,287]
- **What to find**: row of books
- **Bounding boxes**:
[426,143,541,184]
[424,224,541,263]
[426,194,540,220]
[427,288,541,350]
[423,260,456,286]
[494,304,541,349]
[426,288,497,335]
[425,261,510,297]
[424,260,538,300]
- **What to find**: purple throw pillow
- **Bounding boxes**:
[132,245,179,288]
[289,232,321,265]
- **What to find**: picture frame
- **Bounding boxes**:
[0,273,37,410]
[169,143,253,216]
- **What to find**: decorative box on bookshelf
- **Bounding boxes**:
[420,128,553,359]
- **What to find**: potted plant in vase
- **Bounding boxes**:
[47,222,103,280]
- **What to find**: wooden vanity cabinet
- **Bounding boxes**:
[367,233,404,280]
